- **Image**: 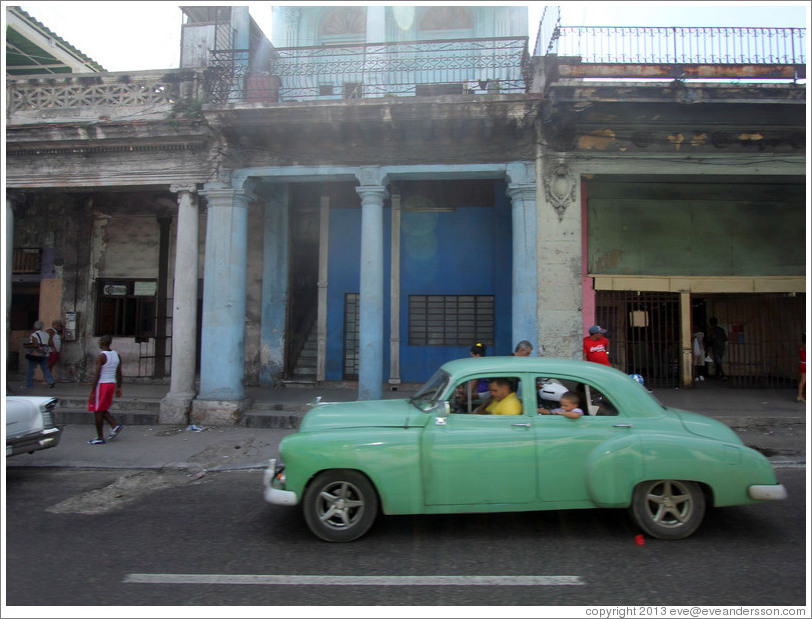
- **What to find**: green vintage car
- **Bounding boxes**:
[264,357,786,542]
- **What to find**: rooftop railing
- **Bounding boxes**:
[535,18,805,66]
[207,36,530,103]
[6,69,203,124]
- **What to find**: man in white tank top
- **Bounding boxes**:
[87,334,123,445]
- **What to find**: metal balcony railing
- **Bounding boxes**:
[206,36,530,104]
[534,8,805,66]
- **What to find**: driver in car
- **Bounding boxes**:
[474,378,522,415]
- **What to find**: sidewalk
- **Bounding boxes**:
[5,378,808,471]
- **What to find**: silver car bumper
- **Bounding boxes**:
[263,458,299,506]
[6,426,62,457]
[748,483,787,501]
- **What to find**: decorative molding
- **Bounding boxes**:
[543,162,576,221]
[6,142,206,157]
[355,166,387,188]
[170,184,198,194]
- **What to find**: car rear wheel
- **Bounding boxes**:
[630,479,705,540]
[302,470,379,542]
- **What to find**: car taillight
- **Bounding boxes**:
[43,399,58,428]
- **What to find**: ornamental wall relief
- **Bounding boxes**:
[543,163,576,222]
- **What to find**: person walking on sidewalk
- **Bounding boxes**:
[23,320,55,389]
[45,319,64,379]
[87,334,123,445]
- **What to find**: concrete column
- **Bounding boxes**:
[680,291,693,387]
[388,190,402,387]
[506,162,539,354]
[356,168,388,400]
[6,195,15,362]
[366,5,386,42]
[192,183,251,425]
[260,185,289,387]
[536,156,583,359]
[316,194,330,382]
[160,186,200,424]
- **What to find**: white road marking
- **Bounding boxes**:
[124,574,584,586]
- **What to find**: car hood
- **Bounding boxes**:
[670,408,743,444]
[298,398,427,432]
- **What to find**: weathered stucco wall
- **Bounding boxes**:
[586,181,805,277]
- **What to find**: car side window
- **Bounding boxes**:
[535,377,619,416]
[585,385,619,416]
[448,376,523,415]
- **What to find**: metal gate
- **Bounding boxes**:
[596,291,681,388]
[596,291,806,388]
[697,293,805,388]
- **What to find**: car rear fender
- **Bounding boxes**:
[584,435,644,508]
[637,434,783,507]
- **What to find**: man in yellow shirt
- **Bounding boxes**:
[475,378,522,415]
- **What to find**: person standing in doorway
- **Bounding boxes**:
[797,332,806,403]
[583,325,611,366]
[87,334,123,445]
[707,317,728,380]
[23,321,55,389]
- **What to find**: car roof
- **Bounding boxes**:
[440,356,631,380]
[439,356,662,417]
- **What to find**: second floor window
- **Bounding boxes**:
[418,7,474,36]
[319,7,366,45]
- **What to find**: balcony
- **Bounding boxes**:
[6,69,204,126]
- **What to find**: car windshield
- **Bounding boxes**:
[409,370,451,412]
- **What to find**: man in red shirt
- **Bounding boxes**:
[583,325,611,366]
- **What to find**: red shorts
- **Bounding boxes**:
[88,383,116,412]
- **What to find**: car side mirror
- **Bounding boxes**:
[436,400,450,417]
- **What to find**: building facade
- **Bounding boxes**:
[5,6,807,425]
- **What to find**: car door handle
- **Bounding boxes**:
[613,423,632,428]
[512,423,531,428]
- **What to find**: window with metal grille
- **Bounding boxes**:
[343,293,360,380]
[13,248,41,274]
[409,295,494,346]
[95,279,157,338]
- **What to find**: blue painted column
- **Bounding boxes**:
[506,162,539,353]
[197,183,250,403]
[260,185,289,387]
[356,168,388,400]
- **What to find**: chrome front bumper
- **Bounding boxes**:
[6,426,62,457]
[263,458,299,506]
[748,483,788,501]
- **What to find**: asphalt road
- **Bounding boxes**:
[3,466,807,610]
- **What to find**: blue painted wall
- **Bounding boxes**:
[325,184,512,384]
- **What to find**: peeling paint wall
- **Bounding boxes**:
[587,181,805,277]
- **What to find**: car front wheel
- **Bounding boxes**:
[302,470,379,542]
[630,479,706,540]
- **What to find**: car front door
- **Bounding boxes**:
[421,379,536,506]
